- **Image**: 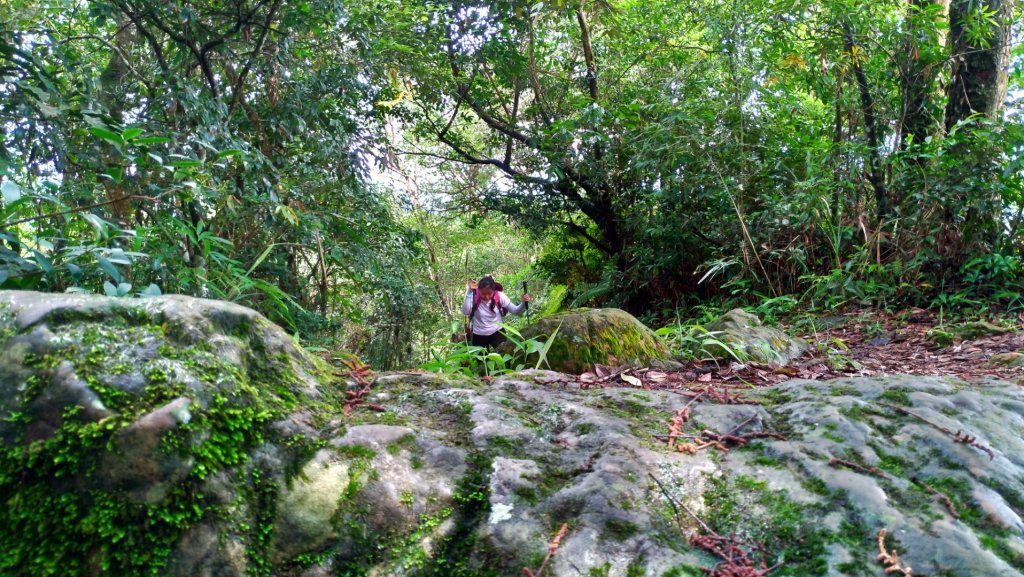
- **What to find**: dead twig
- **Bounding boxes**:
[648,472,719,536]
[688,384,760,405]
[725,413,759,436]
[913,480,960,519]
[649,473,782,576]
[667,394,705,450]
[828,458,888,479]
[654,430,786,453]
[335,360,378,416]
[883,404,995,461]
[522,523,569,577]
[876,529,913,576]
[690,533,779,576]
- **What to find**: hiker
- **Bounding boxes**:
[463,275,532,349]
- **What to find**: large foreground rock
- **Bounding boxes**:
[2,291,1023,577]
[512,307,669,373]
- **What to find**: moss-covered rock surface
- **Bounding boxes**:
[705,308,808,364]
[3,291,1024,577]
[512,307,669,373]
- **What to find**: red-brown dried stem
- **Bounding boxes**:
[690,533,777,577]
[522,523,569,577]
[336,364,378,416]
[915,481,959,519]
[689,384,760,405]
[666,394,705,450]
[828,458,888,479]
[655,429,786,453]
[876,529,913,576]
[885,404,994,461]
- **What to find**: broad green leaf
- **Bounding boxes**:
[90,127,124,144]
[30,249,54,274]
[96,254,123,283]
[135,137,172,145]
[169,159,203,168]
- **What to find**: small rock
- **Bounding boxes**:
[704,308,808,365]
[988,352,1024,368]
[956,321,1012,340]
[926,329,955,347]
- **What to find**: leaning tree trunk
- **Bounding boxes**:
[945,0,1015,130]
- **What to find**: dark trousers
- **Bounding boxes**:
[471,331,506,349]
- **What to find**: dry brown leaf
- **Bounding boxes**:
[647,371,668,383]
[622,374,642,387]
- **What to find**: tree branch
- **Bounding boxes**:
[228,0,282,115]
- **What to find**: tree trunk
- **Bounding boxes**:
[899,0,949,149]
[945,0,1015,130]
[844,28,889,223]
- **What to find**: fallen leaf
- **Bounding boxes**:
[697,372,712,382]
[622,374,642,387]
[646,371,668,383]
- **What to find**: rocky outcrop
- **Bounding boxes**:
[511,307,669,373]
[2,291,1023,577]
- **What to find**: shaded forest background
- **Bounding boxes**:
[2,0,1022,369]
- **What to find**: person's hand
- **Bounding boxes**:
[522,293,532,302]
[468,280,477,291]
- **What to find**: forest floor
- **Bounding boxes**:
[562,309,1024,392]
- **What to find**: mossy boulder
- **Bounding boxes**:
[704,308,808,364]
[0,290,460,577]
[511,307,669,373]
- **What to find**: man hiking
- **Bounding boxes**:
[463,275,532,349]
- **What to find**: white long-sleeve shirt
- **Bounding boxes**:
[462,289,527,336]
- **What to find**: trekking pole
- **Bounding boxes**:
[523,281,530,323]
